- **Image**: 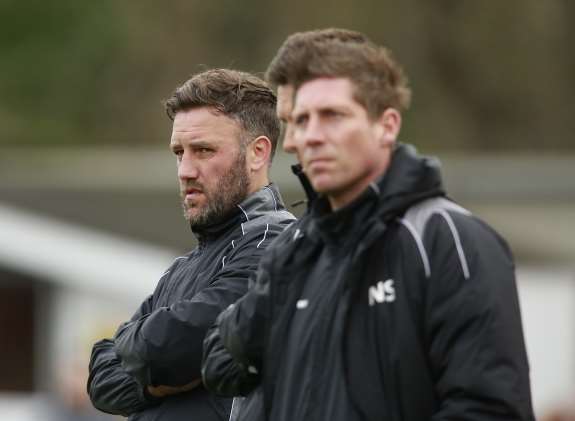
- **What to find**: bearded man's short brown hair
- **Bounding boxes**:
[165,68,280,160]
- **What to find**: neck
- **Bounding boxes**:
[328,177,378,210]
[248,173,270,195]
[326,148,393,211]
[328,160,389,211]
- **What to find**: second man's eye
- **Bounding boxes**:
[324,109,342,119]
[294,114,308,127]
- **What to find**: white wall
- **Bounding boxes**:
[43,285,147,391]
[517,268,575,417]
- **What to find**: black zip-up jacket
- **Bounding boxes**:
[203,145,535,420]
[87,184,295,421]
[201,165,312,421]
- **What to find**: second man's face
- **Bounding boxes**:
[170,107,250,229]
[290,77,392,209]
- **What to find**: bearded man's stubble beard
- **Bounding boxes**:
[181,148,251,230]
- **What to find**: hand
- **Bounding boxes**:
[146,378,202,398]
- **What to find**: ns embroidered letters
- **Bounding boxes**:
[368,279,396,306]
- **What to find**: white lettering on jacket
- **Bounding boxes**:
[368,279,396,306]
[296,299,309,309]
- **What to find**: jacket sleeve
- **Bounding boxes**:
[87,339,160,416]
[424,211,535,420]
[203,228,292,396]
[87,295,160,416]
[113,227,283,388]
[201,316,260,397]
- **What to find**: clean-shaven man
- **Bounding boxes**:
[204,32,535,421]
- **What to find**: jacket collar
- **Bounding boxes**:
[292,143,444,219]
[291,164,318,207]
[373,143,445,221]
[193,183,284,243]
[311,181,381,246]
[303,143,445,243]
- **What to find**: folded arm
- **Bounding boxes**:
[87,338,161,416]
[202,228,293,396]
[114,228,282,388]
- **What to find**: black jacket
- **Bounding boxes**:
[87,184,295,421]
[203,145,535,420]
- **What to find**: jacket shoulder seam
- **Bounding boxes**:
[400,197,471,280]
[399,218,431,278]
[435,209,471,280]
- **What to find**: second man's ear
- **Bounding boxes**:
[247,136,272,172]
[376,108,402,147]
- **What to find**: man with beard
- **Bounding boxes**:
[203,32,535,420]
[87,69,295,421]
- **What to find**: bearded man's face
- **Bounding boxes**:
[170,107,251,230]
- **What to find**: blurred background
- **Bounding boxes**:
[0,0,574,419]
